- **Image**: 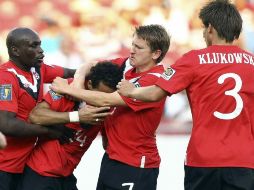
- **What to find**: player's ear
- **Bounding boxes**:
[152,50,162,62]
[87,80,93,90]
[207,24,213,34]
[11,46,20,57]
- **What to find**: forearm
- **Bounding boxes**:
[1,116,48,137]
[65,87,123,107]
[130,85,167,102]
[29,108,70,125]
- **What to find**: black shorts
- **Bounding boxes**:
[18,166,78,190]
[96,153,159,190]
[0,170,22,190]
[184,165,254,190]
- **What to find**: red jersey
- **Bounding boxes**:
[27,89,101,177]
[105,58,166,168]
[156,45,254,168]
[0,61,64,173]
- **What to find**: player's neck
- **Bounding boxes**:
[211,38,233,46]
[9,58,31,72]
[135,62,156,73]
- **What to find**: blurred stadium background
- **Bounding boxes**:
[0,0,253,189]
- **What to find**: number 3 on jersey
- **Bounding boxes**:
[213,73,243,120]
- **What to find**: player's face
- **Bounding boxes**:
[17,32,44,69]
[129,34,155,71]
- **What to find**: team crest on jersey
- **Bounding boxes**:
[161,67,176,80]
[0,84,12,101]
[49,90,63,101]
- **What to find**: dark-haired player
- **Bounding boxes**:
[50,24,171,190]
[0,27,111,190]
[19,61,123,190]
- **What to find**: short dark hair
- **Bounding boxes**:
[199,0,242,42]
[134,24,170,63]
[6,27,36,49]
[86,61,123,90]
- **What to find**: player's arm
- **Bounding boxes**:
[29,101,112,125]
[64,90,125,107]
[63,68,76,78]
[29,101,70,125]
[50,77,126,107]
[71,61,98,89]
[0,110,75,143]
[0,110,50,137]
[117,79,168,102]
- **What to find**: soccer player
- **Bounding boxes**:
[0,27,111,190]
[50,24,170,190]
[117,1,254,190]
[18,61,123,190]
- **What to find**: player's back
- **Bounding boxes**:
[184,45,254,168]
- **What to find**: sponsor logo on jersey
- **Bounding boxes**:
[49,90,63,101]
[161,67,175,80]
[0,84,12,101]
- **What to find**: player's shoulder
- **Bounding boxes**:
[0,61,12,70]
[0,63,19,80]
[146,64,164,76]
[139,65,164,82]
[239,48,254,57]
[110,57,128,65]
[39,62,63,71]
[174,48,208,66]
[182,48,206,58]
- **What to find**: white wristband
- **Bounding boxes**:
[69,111,80,122]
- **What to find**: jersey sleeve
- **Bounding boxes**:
[121,72,165,112]
[43,90,65,111]
[43,89,75,113]
[110,57,128,67]
[156,53,195,94]
[42,63,65,83]
[0,71,19,113]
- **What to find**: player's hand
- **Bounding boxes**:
[78,105,111,125]
[0,132,7,149]
[117,79,135,97]
[50,77,69,94]
[46,125,75,144]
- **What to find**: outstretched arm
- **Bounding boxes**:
[29,101,112,126]
[117,79,168,102]
[0,110,75,142]
[0,110,49,137]
[50,77,126,107]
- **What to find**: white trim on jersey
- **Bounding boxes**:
[7,67,39,93]
[123,58,133,78]
[140,156,146,168]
